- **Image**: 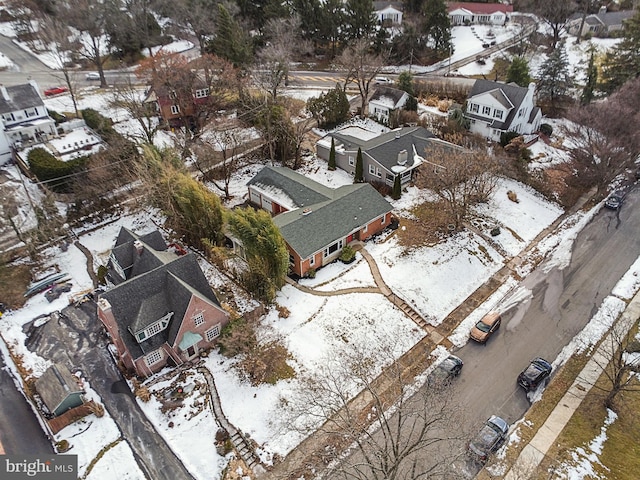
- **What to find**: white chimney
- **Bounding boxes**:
[397,149,408,165]
[133,240,143,256]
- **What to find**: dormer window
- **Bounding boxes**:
[135,312,173,343]
[482,106,491,115]
[493,110,503,119]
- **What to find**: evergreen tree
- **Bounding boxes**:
[397,71,414,96]
[344,0,377,41]
[307,84,350,128]
[404,95,418,112]
[581,51,597,105]
[506,56,531,87]
[207,4,253,68]
[391,174,401,200]
[226,207,289,302]
[318,0,344,57]
[422,0,452,56]
[354,147,364,183]
[537,43,573,103]
[328,138,336,171]
[600,10,640,94]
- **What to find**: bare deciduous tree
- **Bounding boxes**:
[38,15,82,116]
[193,119,253,200]
[110,81,160,145]
[584,314,640,411]
[563,77,640,197]
[280,340,469,480]
[417,147,499,231]
[335,38,386,117]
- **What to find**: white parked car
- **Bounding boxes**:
[374,76,392,85]
[85,72,100,80]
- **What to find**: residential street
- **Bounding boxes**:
[331,186,640,479]
[23,301,195,480]
[0,352,54,455]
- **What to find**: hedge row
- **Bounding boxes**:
[28,147,86,193]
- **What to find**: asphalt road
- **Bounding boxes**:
[0,353,54,455]
[24,302,195,480]
[444,187,640,476]
[337,187,640,478]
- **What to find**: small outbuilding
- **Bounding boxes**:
[35,364,85,417]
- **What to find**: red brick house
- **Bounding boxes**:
[245,166,393,277]
[144,84,213,130]
[97,228,229,377]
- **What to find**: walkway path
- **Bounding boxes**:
[197,366,264,473]
[285,242,443,341]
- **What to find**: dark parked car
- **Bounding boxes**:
[470,311,501,344]
[604,191,625,210]
[44,86,69,96]
[517,357,552,392]
[430,354,463,384]
[468,416,509,463]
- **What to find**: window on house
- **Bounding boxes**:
[363,224,368,233]
[482,106,491,115]
[348,156,355,166]
[323,240,343,257]
[206,325,221,342]
[309,255,315,266]
[493,110,503,119]
[193,313,204,327]
[369,164,376,175]
[170,105,180,115]
[145,350,162,366]
[288,253,294,265]
[195,88,209,98]
[518,108,524,118]
[25,109,37,118]
[380,215,385,224]
[147,322,162,336]
[138,331,146,341]
[470,103,479,113]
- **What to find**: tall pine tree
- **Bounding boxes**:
[207,4,253,68]
[328,138,336,170]
[354,147,364,183]
[344,0,377,41]
[537,43,573,103]
[581,50,597,105]
[422,0,452,56]
[600,10,640,94]
[391,174,401,200]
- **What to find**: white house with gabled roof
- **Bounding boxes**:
[0,81,57,165]
[464,80,542,142]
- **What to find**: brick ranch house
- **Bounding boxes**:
[97,228,230,377]
[244,166,393,277]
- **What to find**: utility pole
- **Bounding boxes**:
[409,49,413,74]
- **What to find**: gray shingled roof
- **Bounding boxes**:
[0,83,44,114]
[274,183,393,259]
[466,79,530,130]
[370,86,407,106]
[35,364,83,415]
[248,166,332,207]
[331,126,437,172]
[108,228,174,285]
[100,229,221,360]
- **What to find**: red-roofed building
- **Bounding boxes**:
[447,2,513,26]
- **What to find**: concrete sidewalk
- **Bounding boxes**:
[493,290,640,479]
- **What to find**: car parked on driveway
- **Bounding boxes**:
[44,86,69,96]
[468,415,509,463]
[430,354,463,384]
[518,357,552,392]
[470,311,501,344]
[604,191,625,210]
